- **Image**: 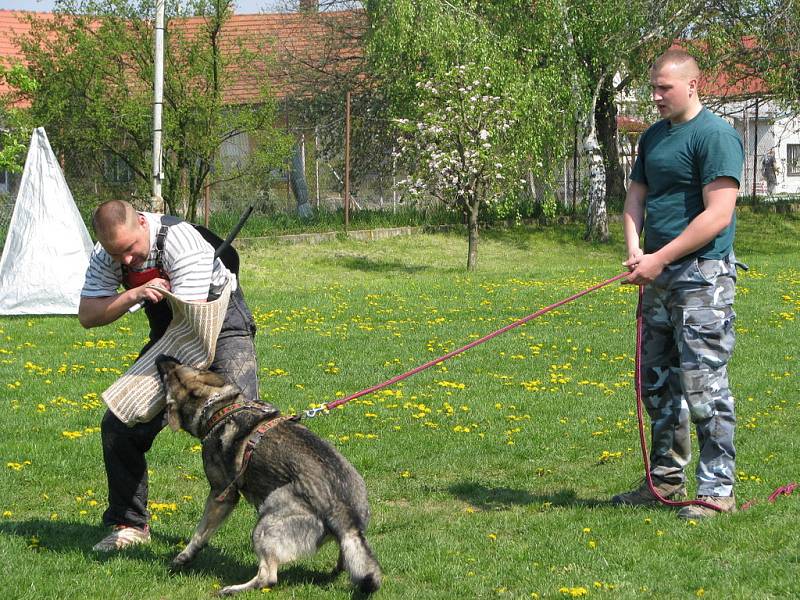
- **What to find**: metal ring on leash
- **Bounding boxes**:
[304,406,326,419]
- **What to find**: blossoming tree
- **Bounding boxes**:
[394,64,519,270]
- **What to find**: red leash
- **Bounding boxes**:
[304,271,630,418]
[633,285,797,512]
[301,270,796,511]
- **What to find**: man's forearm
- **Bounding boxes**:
[78,293,140,328]
[623,182,647,255]
[651,179,737,266]
[651,207,733,266]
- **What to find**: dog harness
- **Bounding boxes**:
[200,402,299,502]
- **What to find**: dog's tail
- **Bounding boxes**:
[339,529,382,594]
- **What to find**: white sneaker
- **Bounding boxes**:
[92,525,151,552]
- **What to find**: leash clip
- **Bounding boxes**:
[304,406,327,419]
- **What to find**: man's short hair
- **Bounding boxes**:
[92,200,136,238]
[652,49,700,79]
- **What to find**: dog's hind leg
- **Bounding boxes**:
[217,557,277,596]
[220,490,328,594]
[217,515,322,595]
[172,493,239,570]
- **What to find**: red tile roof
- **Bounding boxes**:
[1,12,767,111]
[668,39,769,99]
[700,70,768,99]
[0,10,55,71]
[0,8,363,105]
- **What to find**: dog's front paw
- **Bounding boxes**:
[169,550,194,572]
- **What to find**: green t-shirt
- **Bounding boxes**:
[630,107,744,259]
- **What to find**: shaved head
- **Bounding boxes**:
[92,200,138,240]
[652,49,700,81]
[649,49,703,123]
[91,199,150,267]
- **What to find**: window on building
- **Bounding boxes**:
[104,152,134,184]
[788,144,800,177]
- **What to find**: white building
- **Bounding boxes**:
[715,99,800,196]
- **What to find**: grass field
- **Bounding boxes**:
[1,210,798,599]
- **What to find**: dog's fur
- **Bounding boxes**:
[155,356,381,595]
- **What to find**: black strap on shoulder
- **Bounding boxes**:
[193,223,240,277]
[158,215,240,276]
[155,216,179,271]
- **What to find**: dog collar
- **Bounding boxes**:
[200,402,275,440]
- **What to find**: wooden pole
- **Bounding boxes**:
[752,98,760,200]
[152,0,165,209]
[204,181,210,228]
[314,127,321,209]
[286,96,291,207]
[344,90,351,232]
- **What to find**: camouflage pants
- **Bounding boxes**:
[641,255,738,497]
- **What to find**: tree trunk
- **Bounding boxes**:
[466,200,479,270]
[596,77,626,208]
[584,129,609,242]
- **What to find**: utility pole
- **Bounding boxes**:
[152,0,165,211]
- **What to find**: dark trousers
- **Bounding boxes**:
[100,287,259,529]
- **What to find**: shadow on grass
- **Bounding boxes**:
[0,518,359,594]
[449,481,608,509]
[324,252,431,274]
[481,221,612,252]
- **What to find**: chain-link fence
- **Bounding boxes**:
[0,195,13,249]
[2,103,798,250]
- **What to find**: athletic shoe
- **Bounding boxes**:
[611,479,687,506]
[677,495,737,520]
[92,525,151,552]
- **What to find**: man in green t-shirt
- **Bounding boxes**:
[613,49,744,519]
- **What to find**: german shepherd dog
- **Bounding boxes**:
[155,356,381,595]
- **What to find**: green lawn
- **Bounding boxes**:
[1,211,798,599]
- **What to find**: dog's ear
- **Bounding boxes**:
[166,401,182,432]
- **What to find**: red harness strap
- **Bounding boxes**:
[214,414,299,502]
[123,267,166,289]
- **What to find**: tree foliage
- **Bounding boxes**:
[394,64,519,270]
[561,0,706,241]
[365,0,578,267]
[271,3,377,199]
[12,0,291,219]
[698,0,800,112]
[0,65,37,174]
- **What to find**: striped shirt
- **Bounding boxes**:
[81,212,235,301]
